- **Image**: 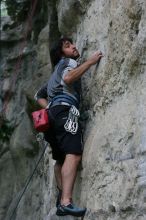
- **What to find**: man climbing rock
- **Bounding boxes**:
[35,37,103,217]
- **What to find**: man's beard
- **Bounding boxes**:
[71,53,80,60]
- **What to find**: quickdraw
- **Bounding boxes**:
[64,105,80,135]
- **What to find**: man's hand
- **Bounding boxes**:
[37,98,48,108]
[87,50,103,65]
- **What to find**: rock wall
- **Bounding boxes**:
[0,0,146,220]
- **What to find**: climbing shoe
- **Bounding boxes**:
[56,188,62,207]
[56,203,86,217]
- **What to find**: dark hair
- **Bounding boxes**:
[50,37,73,67]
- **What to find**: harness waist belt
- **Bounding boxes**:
[51,94,79,108]
[50,101,71,108]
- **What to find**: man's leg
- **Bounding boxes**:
[54,161,62,190]
[56,154,86,217]
[61,154,81,205]
[54,161,63,207]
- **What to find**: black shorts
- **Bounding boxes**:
[44,105,83,163]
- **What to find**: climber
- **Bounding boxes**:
[35,37,103,217]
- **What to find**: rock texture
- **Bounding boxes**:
[0,0,146,220]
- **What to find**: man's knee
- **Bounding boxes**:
[66,154,82,164]
[74,154,82,163]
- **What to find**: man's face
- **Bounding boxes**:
[62,40,80,59]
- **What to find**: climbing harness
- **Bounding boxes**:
[64,105,80,135]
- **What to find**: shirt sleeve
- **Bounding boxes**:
[62,59,78,80]
[34,83,48,100]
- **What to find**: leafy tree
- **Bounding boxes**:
[1,0,30,21]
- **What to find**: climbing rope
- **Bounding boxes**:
[9,134,48,220]
[0,1,46,219]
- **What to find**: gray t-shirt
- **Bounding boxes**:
[35,58,81,105]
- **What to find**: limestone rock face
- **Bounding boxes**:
[0,0,146,220]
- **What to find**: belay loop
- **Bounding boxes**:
[64,105,80,135]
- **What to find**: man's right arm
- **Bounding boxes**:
[63,50,103,84]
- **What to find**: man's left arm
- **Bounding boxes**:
[34,83,48,108]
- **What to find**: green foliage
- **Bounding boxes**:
[1,0,48,43]
[4,0,30,21]
[0,119,14,142]
[1,1,8,16]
